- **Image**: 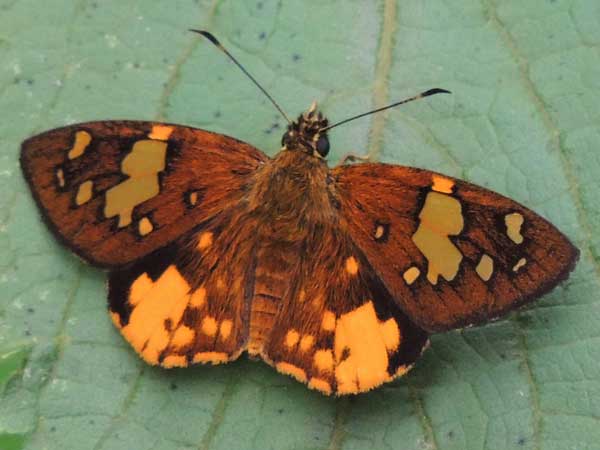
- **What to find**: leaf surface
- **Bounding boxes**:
[1,1,598,449]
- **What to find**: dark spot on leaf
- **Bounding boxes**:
[292,53,301,62]
[214,110,221,118]
[277,408,284,414]
[256,1,263,9]
[133,62,140,69]
[170,382,178,390]
[264,122,281,134]
[259,31,266,40]
[27,307,34,313]
[447,430,454,439]
[50,426,56,432]
[517,437,526,446]
[515,314,533,327]
[26,79,34,85]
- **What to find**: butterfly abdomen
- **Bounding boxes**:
[247,243,299,356]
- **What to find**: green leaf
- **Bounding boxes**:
[1,1,598,449]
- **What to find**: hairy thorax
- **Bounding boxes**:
[246,149,339,238]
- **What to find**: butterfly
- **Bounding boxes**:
[20,31,579,396]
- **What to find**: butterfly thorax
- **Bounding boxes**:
[281,101,330,158]
[246,148,339,236]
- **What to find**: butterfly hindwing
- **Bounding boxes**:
[332,163,580,333]
[108,207,258,367]
[20,121,266,268]
[254,224,429,395]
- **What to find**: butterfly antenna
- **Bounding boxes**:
[190,29,292,124]
[320,88,451,132]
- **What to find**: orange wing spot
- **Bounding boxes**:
[201,316,218,336]
[67,130,92,159]
[313,349,334,373]
[505,213,524,244]
[121,266,191,363]
[75,180,93,205]
[197,232,213,250]
[321,311,336,331]
[193,352,229,364]
[171,325,195,348]
[476,254,494,281]
[345,256,359,275]
[298,289,306,303]
[299,335,315,352]
[188,191,198,206]
[403,266,420,285]
[110,311,122,328]
[220,320,233,341]
[395,365,411,377]
[276,362,307,383]
[190,286,206,307]
[148,125,174,140]
[56,168,65,187]
[311,294,325,309]
[285,329,300,348]
[334,301,393,394]
[381,318,401,352]
[513,258,527,272]
[138,217,154,236]
[308,377,332,395]
[162,355,187,368]
[129,273,154,306]
[431,174,455,193]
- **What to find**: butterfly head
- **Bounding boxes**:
[281,101,330,158]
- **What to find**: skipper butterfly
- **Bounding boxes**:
[20,31,578,395]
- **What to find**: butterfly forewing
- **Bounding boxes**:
[20,121,266,268]
[333,163,579,333]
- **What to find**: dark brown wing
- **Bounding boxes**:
[332,163,579,333]
[20,121,266,268]
[108,205,257,367]
[254,223,429,396]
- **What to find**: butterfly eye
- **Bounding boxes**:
[315,134,330,157]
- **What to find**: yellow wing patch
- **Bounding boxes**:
[114,264,239,367]
[120,265,190,364]
[273,301,407,395]
[104,139,167,227]
[67,130,92,159]
[412,191,464,284]
[334,301,401,394]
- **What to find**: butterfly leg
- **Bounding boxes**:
[339,152,372,165]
